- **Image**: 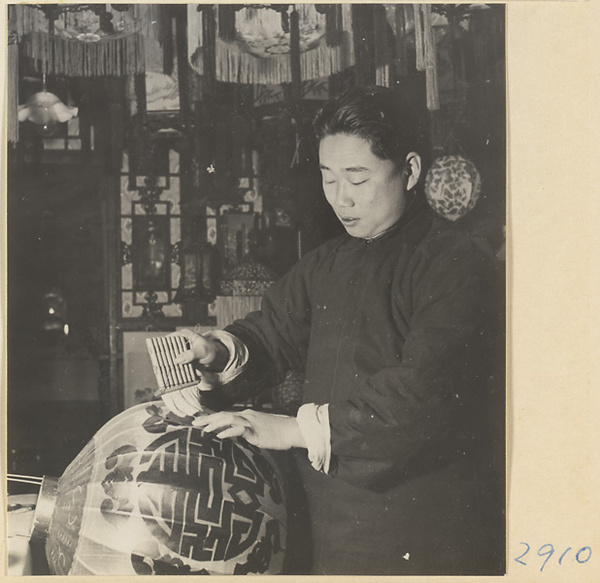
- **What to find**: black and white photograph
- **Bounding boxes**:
[6,1,588,578]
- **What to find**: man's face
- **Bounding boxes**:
[319,133,406,239]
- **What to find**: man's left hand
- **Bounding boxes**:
[193,409,306,451]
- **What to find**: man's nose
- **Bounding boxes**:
[335,182,354,207]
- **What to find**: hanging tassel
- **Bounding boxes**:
[413,4,425,72]
[412,5,439,110]
[422,4,440,111]
[20,5,147,77]
[14,4,46,39]
[24,30,145,77]
[190,4,354,87]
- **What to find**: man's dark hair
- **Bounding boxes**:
[313,86,428,170]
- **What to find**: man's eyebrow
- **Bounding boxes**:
[318,164,370,172]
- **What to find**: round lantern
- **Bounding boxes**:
[30,402,287,575]
[424,155,482,222]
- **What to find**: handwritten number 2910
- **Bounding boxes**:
[515,543,592,572]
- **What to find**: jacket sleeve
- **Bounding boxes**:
[327,237,499,490]
[218,249,320,405]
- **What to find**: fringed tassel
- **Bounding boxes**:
[413,4,425,72]
[189,4,355,86]
[413,5,439,111]
[376,65,390,88]
[25,31,145,77]
[422,5,439,111]
[8,43,19,144]
[13,4,46,39]
[211,31,356,86]
[17,4,148,76]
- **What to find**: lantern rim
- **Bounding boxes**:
[29,475,59,544]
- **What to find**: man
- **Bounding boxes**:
[164,87,504,575]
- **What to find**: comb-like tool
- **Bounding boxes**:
[146,336,199,395]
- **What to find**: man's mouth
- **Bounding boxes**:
[340,217,359,225]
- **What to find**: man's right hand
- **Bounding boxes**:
[172,328,229,371]
[160,329,231,417]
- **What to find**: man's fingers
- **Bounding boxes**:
[193,411,226,426]
[174,349,195,365]
[164,331,197,363]
[169,328,196,341]
[198,418,234,434]
[193,412,239,432]
[216,426,246,440]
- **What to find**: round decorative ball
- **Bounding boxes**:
[425,155,482,222]
[33,402,287,575]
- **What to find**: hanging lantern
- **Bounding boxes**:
[18,75,78,138]
[14,4,146,77]
[174,241,221,305]
[188,4,355,86]
[30,402,287,575]
[425,155,482,222]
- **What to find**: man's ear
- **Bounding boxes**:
[404,152,422,191]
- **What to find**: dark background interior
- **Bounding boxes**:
[7,3,506,491]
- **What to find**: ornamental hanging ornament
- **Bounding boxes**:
[13,4,146,77]
[29,401,287,575]
[424,155,482,221]
[187,4,355,85]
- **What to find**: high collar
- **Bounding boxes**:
[357,192,431,245]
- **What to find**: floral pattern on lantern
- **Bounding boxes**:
[425,155,482,221]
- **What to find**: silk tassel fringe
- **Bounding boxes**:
[188,5,355,86]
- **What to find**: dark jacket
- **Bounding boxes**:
[225,195,505,575]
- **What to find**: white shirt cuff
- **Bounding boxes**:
[297,403,331,474]
[201,330,249,386]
